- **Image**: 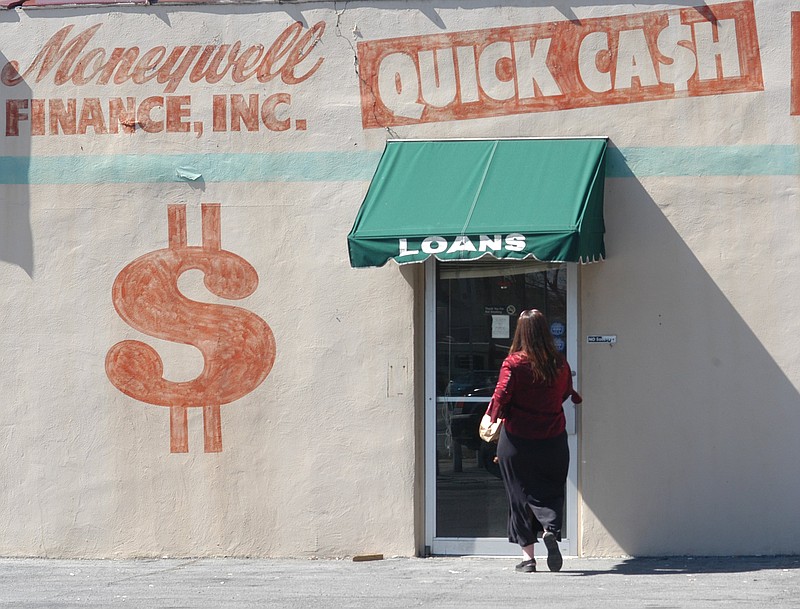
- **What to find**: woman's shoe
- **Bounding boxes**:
[542,531,563,572]
[515,559,536,573]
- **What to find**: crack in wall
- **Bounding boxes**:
[333,0,398,139]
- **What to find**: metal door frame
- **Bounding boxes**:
[424,259,580,556]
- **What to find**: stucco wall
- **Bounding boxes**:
[1,0,799,557]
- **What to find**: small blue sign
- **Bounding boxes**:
[550,321,565,337]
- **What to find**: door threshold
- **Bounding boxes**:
[431,537,572,557]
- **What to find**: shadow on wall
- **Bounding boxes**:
[419,0,711,24]
[0,50,33,278]
[580,169,800,556]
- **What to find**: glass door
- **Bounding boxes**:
[425,259,579,556]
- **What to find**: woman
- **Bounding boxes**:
[486,309,582,573]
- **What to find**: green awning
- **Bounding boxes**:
[347,138,608,268]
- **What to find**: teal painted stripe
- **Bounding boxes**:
[1,146,799,184]
[605,145,800,178]
[0,151,383,185]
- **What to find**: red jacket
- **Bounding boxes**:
[486,352,581,440]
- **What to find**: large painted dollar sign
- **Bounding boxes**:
[106,204,276,453]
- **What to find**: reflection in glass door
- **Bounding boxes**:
[425,260,577,556]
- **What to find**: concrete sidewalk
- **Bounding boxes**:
[0,555,798,608]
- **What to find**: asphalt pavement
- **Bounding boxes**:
[1,555,798,608]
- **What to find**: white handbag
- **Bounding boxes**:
[479,414,503,443]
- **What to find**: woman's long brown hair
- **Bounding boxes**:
[509,309,563,385]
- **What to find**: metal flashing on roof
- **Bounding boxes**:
[1,0,305,7]
[6,0,147,7]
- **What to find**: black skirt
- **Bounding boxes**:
[496,426,569,547]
